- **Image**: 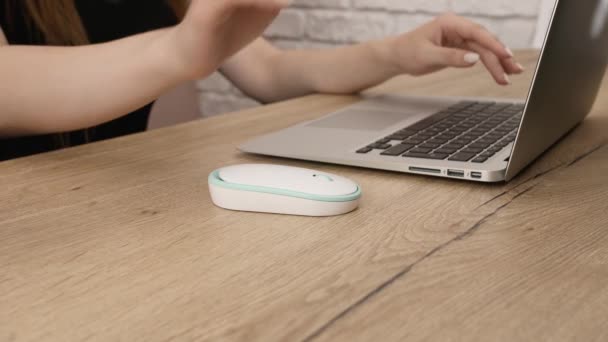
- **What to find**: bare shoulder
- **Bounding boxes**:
[0,25,7,45]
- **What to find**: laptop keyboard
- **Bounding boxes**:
[356,101,524,163]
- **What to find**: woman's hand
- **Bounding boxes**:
[167,0,289,80]
[382,13,524,85]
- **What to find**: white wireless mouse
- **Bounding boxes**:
[208,164,361,216]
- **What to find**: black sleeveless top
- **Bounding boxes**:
[0,0,178,161]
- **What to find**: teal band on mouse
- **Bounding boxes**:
[209,170,361,203]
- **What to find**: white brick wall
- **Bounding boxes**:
[198,0,546,117]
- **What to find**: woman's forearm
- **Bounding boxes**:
[0,29,186,137]
[222,38,397,103]
[272,39,398,98]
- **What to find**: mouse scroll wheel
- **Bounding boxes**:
[313,174,334,182]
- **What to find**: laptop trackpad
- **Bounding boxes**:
[307,109,407,132]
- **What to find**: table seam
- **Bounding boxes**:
[300,142,607,342]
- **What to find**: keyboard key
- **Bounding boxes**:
[437,133,458,140]
[357,147,372,154]
[412,112,453,130]
[479,137,500,144]
[486,133,505,140]
[435,148,458,154]
[419,143,441,149]
[495,127,512,133]
[415,134,434,140]
[428,138,449,144]
[403,152,449,160]
[444,143,465,149]
[426,128,445,135]
[472,156,489,163]
[410,147,433,154]
[429,153,449,160]
[462,147,484,154]
[469,142,492,149]
[386,134,409,140]
[381,143,415,156]
[451,141,470,148]
[449,127,467,133]
[486,121,503,127]
[448,101,476,110]
[470,129,488,135]
[370,143,391,150]
[460,137,478,145]
[448,152,477,162]
[376,138,391,144]
[478,123,496,129]
[403,137,425,145]
[408,117,440,131]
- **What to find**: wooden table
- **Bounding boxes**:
[2,51,608,341]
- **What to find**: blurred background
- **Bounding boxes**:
[149,0,556,128]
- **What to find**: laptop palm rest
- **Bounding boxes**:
[306,109,407,132]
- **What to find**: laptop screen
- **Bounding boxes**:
[506,0,608,180]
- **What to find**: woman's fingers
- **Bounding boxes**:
[428,45,481,69]
[225,0,290,12]
[467,41,511,85]
[202,0,287,23]
[437,14,525,79]
[502,57,525,75]
[427,33,522,85]
[428,43,524,79]
[177,0,289,79]
[398,13,524,81]
[439,14,512,60]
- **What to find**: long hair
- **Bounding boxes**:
[20,0,188,45]
[4,0,188,146]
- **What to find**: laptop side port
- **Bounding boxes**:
[471,172,483,179]
[447,170,465,178]
[409,167,441,174]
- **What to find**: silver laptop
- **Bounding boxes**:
[241,0,608,182]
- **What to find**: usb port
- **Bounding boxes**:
[447,170,465,178]
[471,172,482,179]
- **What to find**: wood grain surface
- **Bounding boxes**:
[1,51,607,342]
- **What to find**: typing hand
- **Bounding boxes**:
[169,0,289,80]
[385,13,524,85]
